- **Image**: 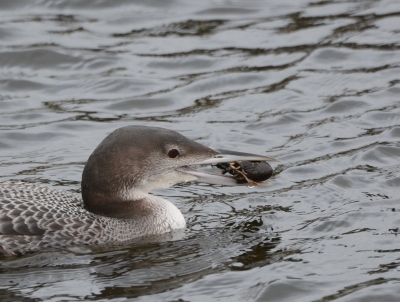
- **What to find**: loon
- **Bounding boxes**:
[0,126,277,256]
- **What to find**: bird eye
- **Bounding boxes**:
[168,149,180,158]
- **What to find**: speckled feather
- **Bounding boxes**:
[0,182,184,256]
[0,127,275,256]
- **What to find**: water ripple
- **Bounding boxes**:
[0,0,400,301]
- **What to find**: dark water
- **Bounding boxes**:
[1,0,400,301]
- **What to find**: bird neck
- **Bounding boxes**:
[83,192,153,219]
[82,187,186,232]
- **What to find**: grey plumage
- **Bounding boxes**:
[0,126,276,256]
[0,182,100,255]
[0,182,173,256]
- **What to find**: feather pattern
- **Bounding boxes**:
[0,182,185,256]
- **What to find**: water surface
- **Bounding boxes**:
[0,0,400,301]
